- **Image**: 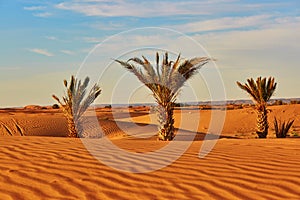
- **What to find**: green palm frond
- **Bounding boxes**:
[274,117,294,138]
[237,76,276,105]
[116,52,211,105]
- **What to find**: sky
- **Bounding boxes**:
[0,0,299,107]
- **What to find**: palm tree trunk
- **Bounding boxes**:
[66,116,78,137]
[156,103,175,141]
[256,106,268,138]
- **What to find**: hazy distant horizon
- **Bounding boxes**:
[3,97,300,109]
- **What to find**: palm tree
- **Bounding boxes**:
[237,77,277,138]
[274,117,294,138]
[116,52,211,141]
[52,75,101,137]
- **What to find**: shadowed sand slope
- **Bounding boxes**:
[0,137,300,199]
[0,109,67,137]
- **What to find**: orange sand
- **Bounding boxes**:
[0,104,300,199]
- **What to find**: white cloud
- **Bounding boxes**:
[54,0,292,18]
[45,36,72,43]
[90,21,125,30]
[60,50,75,55]
[33,12,52,18]
[23,5,52,18]
[172,15,273,33]
[28,48,54,57]
[83,37,104,43]
[55,0,212,17]
[196,16,300,51]
[23,6,45,11]
[45,36,57,40]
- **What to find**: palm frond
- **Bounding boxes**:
[156,52,161,82]
[274,117,294,138]
[52,75,101,137]
[178,57,210,80]
[117,52,211,106]
[237,76,276,105]
[266,77,277,102]
[169,53,181,76]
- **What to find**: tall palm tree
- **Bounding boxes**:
[237,77,277,138]
[116,52,211,141]
[52,75,101,137]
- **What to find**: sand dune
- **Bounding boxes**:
[0,104,300,199]
[0,137,300,199]
[1,104,300,138]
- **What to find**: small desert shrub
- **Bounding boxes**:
[273,100,283,106]
[226,105,234,110]
[290,100,300,105]
[274,117,294,138]
[236,105,243,109]
[52,104,59,109]
[173,102,181,107]
[293,132,299,137]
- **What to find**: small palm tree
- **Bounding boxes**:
[274,117,294,138]
[237,77,277,138]
[52,75,101,137]
[116,52,211,141]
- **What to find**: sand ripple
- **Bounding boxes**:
[0,137,300,199]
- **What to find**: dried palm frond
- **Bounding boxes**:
[52,75,101,137]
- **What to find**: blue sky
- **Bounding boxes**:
[0,0,299,107]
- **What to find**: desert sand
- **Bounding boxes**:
[0,104,300,199]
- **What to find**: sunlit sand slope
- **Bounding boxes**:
[0,137,299,199]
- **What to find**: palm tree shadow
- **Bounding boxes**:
[84,116,239,140]
[108,119,237,141]
[173,128,238,141]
